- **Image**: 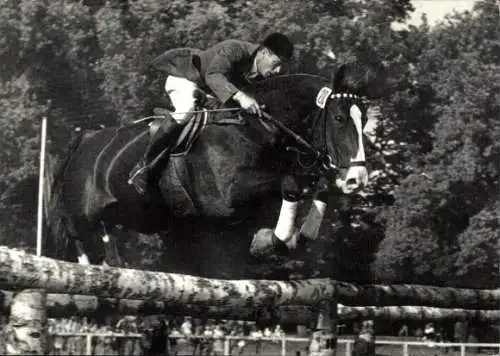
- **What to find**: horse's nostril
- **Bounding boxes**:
[346,178,357,186]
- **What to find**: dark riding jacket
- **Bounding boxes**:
[151,40,260,104]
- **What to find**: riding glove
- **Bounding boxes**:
[233,91,262,117]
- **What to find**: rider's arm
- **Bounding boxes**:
[204,40,248,103]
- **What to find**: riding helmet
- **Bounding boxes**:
[261,33,294,61]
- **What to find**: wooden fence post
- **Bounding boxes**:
[460,344,466,356]
[85,334,92,355]
[345,341,352,356]
[5,289,49,355]
[281,334,287,356]
[308,298,337,356]
[403,342,409,356]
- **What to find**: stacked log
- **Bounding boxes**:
[1,290,499,323]
[1,247,498,309]
[1,246,499,356]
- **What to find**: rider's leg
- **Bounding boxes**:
[128,76,198,195]
[165,75,198,124]
[128,116,183,194]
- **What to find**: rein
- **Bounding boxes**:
[261,112,324,160]
[263,88,367,174]
[142,108,326,165]
[143,88,365,175]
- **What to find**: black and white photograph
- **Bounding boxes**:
[0,0,498,355]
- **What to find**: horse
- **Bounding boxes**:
[44,64,375,277]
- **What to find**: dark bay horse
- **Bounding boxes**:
[45,65,373,274]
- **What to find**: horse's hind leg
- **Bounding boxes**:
[71,221,122,267]
[100,222,123,267]
[74,240,90,265]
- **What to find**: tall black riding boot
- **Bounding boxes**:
[128,116,183,195]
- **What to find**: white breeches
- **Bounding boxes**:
[165,75,198,124]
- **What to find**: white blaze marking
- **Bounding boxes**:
[350,104,365,162]
[274,200,298,242]
[300,199,327,241]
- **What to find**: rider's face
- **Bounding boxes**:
[257,49,283,78]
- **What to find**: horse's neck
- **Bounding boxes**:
[250,75,324,128]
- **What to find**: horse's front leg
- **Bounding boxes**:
[250,175,302,257]
[299,179,329,243]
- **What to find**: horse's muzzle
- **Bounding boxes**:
[335,165,369,194]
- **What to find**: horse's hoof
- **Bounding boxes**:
[297,233,313,252]
[250,228,289,258]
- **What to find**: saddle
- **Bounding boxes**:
[148,109,209,156]
[140,106,247,214]
[147,104,246,157]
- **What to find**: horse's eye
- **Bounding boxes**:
[335,115,344,122]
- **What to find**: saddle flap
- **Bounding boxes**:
[146,112,208,157]
[172,112,208,155]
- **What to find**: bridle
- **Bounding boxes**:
[264,86,366,175]
[143,85,367,177]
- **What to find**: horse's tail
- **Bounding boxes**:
[43,132,85,261]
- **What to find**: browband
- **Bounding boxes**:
[315,86,360,108]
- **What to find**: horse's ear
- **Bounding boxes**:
[333,61,381,98]
[332,64,347,92]
[339,60,389,99]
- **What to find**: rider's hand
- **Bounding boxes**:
[233,91,262,117]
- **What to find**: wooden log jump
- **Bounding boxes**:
[2,246,499,356]
[2,290,499,323]
[5,289,49,355]
[1,247,499,309]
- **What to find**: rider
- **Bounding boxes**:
[128,33,294,194]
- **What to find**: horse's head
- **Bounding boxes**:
[311,87,370,194]
[308,62,378,194]
[246,65,380,194]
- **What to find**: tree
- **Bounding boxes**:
[373,1,500,287]
[0,76,48,249]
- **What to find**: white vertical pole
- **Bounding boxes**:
[223,337,230,356]
[403,342,409,356]
[345,341,352,356]
[460,344,466,356]
[281,335,286,356]
[86,334,92,355]
[36,116,48,256]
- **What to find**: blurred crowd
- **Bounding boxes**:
[48,316,143,355]
[0,315,287,356]
[2,314,496,356]
[170,317,286,356]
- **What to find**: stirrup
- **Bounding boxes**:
[128,164,148,195]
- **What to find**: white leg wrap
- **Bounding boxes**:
[274,200,298,242]
[300,199,327,240]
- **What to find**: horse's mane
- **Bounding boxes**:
[243,73,329,98]
[244,60,382,100]
[239,73,330,125]
[238,65,376,127]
